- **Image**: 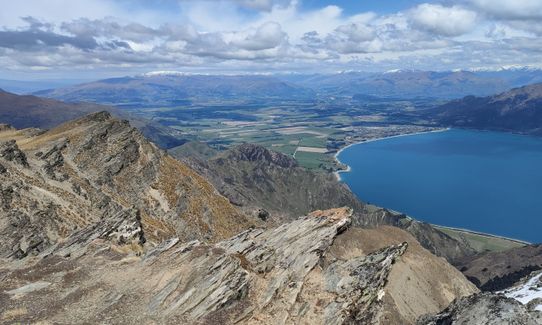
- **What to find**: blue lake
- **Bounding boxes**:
[337,129,542,243]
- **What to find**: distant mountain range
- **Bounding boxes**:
[34,74,315,107]
[0,78,90,94]
[285,70,512,99]
[431,83,542,135]
[473,67,542,88]
[0,89,185,148]
[27,69,542,107]
[282,68,542,98]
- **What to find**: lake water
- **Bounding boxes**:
[337,129,542,243]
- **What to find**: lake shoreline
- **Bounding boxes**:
[433,225,531,245]
[333,127,451,181]
[333,127,541,244]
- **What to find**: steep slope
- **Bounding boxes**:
[176,143,476,261]
[0,208,478,324]
[34,74,315,107]
[431,83,542,135]
[329,225,478,324]
[0,89,185,148]
[454,244,542,291]
[0,112,255,259]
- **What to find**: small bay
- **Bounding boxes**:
[337,129,542,243]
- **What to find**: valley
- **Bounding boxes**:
[31,72,542,174]
[83,94,442,171]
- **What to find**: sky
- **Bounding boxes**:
[1,0,542,79]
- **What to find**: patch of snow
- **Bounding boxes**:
[500,272,542,310]
[141,71,191,77]
[467,65,542,72]
[383,69,417,74]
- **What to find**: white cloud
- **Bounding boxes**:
[0,0,541,76]
[256,3,344,41]
[409,4,478,37]
[468,0,542,35]
[471,0,542,20]
[227,22,286,50]
[233,0,293,11]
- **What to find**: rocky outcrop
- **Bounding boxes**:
[0,140,28,167]
[417,293,542,324]
[0,208,478,324]
[328,225,479,324]
[0,123,15,132]
[54,207,145,258]
[38,138,69,181]
[0,112,256,259]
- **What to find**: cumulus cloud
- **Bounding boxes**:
[233,0,292,11]
[1,0,542,75]
[178,0,294,12]
[409,4,477,37]
[470,0,542,20]
[228,22,287,51]
[468,0,542,36]
[0,29,98,51]
[61,18,160,42]
[0,18,100,51]
[323,23,380,54]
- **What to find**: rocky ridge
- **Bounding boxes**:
[0,112,256,259]
[0,208,478,324]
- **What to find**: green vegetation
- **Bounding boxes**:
[436,226,526,253]
[298,136,327,148]
[127,97,437,172]
[294,151,336,170]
